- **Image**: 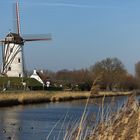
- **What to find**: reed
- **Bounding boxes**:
[89,94,140,140]
[63,91,137,140]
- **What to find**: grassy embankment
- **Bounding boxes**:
[0,91,90,107]
[0,90,133,107]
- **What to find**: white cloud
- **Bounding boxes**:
[36,3,97,8]
[20,1,102,9]
[19,1,119,9]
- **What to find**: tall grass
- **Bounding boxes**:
[61,92,136,140]
[75,76,101,140]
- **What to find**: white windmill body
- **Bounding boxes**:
[3,33,24,77]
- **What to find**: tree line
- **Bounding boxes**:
[28,57,140,91]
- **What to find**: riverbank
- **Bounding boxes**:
[0,91,134,107]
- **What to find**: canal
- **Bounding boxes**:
[0,95,129,140]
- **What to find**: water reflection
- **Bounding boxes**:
[0,96,128,140]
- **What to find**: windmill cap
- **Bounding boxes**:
[5,32,24,44]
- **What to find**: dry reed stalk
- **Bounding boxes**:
[57,110,69,140]
[65,118,81,140]
[46,114,66,140]
[101,95,105,122]
[63,116,74,140]
[75,76,101,140]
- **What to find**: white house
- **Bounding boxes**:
[30,70,44,85]
[30,69,51,88]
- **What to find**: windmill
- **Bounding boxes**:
[0,1,51,77]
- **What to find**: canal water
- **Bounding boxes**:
[0,96,131,140]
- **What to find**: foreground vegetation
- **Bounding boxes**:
[61,94,140,140]
[89,95,140,140]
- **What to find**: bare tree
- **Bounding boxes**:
[90,57,127,90]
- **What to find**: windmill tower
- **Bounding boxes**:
[0,1,51,77]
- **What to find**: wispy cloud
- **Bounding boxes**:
[35,3,97,8]
[20,2,112,9]
[0,1,119,9]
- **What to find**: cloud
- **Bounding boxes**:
[36,3,97,8]
[19,1,120,10]
[20,2,103,9]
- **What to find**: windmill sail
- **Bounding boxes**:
[16,1,20,35]
[23,34,52,42]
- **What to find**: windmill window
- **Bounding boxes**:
[18,58,21,63]
[8,67,11,71]
[10,48,13,53]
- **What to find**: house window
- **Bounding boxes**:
[8,67,11,71]
[18,58,21,63]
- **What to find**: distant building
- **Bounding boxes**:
[30,70,51,87]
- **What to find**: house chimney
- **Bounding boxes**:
[33,69,37,75]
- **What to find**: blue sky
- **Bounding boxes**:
[0,0,140,74]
